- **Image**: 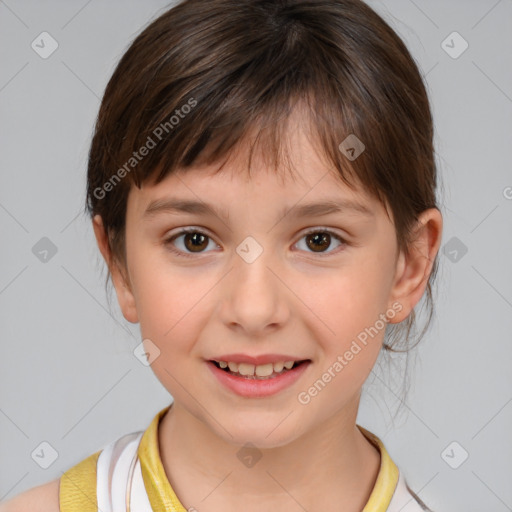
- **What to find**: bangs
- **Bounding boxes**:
[140,92,367,196]
[119,59,376,205]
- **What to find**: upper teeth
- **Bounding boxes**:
[218,360,296,376]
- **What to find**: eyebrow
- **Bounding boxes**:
[143,197,374,222]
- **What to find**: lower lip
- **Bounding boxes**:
[206,360,311,398]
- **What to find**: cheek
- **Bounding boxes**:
[302,259,390,335]
[130,253,214,355]
[295,270,387,412]
[294,259,390,395]
[133,265,214,393]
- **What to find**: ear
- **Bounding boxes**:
[92,215,139,324]
[387,208,443,323]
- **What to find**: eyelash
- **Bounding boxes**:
[163,227,347,259]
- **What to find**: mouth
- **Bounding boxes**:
[208,359,311,380]
[206,358,312,398]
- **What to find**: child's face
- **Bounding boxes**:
[105,126,410,447]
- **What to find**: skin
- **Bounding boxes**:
[92,120,443,512]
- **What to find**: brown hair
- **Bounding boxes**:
[85,0,442,405]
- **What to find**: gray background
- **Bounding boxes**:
[1,1,511,511]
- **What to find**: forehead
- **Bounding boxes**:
[126,118,386,222]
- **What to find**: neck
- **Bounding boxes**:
[158,399,381,511]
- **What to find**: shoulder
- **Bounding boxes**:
[0,478,60,512]
[1,448,102,512]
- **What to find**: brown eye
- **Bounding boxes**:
[165,228,217,257]
[183,232,209,252]
[306,232,331,252]
[296,229,346,255]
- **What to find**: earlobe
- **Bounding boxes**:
[387,208,443,324]
[92,215,139,324]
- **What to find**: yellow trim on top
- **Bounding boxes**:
[138,404,187,512]
[138,404,400,512]
[358,425,400,512]
[59,449,101,512]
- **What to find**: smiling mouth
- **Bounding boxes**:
[210,359,310,379]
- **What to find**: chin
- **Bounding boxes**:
[217,415,305,450]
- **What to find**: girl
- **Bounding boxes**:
[2,0,443,510]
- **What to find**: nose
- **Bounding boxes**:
[218,247,290,336]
